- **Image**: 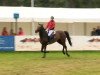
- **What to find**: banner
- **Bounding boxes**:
[15,36,40,51]
[0,36,14,51]
[15,36,100,51]
[69,36,100,50]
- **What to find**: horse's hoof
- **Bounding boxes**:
[42,56,45,58]
[67,54,70,57]
[66,53,70,57]
[46,51,49,53]
[41,51,43,52]
[41,51,49,53]
[42,55,46,58]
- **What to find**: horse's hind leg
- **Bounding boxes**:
[63,44,70,57]
[57,40,65,55]
[62,46,65,55]
[60,39,70,57]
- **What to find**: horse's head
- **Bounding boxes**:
[35,23,44,33]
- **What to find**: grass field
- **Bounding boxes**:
[0,51,100,75]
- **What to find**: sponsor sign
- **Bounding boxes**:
[0,36,14,51]
[69,36,100,50]
[15,36,100,51]
[15,36,41,51]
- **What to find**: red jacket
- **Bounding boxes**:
[46,20,55,30]
[18,31,24,35]
[2,31,8,36]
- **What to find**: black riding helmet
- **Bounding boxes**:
[51,16,54,20]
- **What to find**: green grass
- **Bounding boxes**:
[0,51,100,75]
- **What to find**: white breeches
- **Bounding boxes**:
[48,30,54,36]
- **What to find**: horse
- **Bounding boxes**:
[35,24,72,58]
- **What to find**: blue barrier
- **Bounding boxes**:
[0,36,15,51]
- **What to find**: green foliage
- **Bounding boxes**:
[1,0,100,8]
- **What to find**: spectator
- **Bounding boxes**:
[18,27,24,35]
[95,26,100,35]
[10,29,14,35]
[1,27,9,36]
[91,28,97,36]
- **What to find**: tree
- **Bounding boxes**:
[1,0,7,6]
[1,0,100,8]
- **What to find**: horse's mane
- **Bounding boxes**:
[39,25,48,39]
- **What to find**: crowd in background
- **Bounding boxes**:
[91,26,100,36]
[1,26,100,36]
[1,27,24,36]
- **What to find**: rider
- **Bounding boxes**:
[45,16,55,41]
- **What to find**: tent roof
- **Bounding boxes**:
[0,6,100,22]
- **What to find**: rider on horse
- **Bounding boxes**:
[45,16,55,41]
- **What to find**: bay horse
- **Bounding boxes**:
[35,24,72,58]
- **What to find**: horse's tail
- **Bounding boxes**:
[64,31,72,46]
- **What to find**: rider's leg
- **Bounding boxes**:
[48,30,54,36]
[48,30,54,41]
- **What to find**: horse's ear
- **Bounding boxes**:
[38,23,43,26]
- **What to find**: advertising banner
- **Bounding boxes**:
[69,36,100,50]
[15,36,41,51]
[15,36,100,51]
[0,36,15,51]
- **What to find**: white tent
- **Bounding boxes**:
[0,6,100,22]
[0,6,100,36]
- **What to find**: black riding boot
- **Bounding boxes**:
[49,35,54,41]
[50,35,54,40]
[48,36,50,42]
[48,36,51,42]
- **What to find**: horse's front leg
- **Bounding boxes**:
[42,44,47,58]
[41,45,44,52]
